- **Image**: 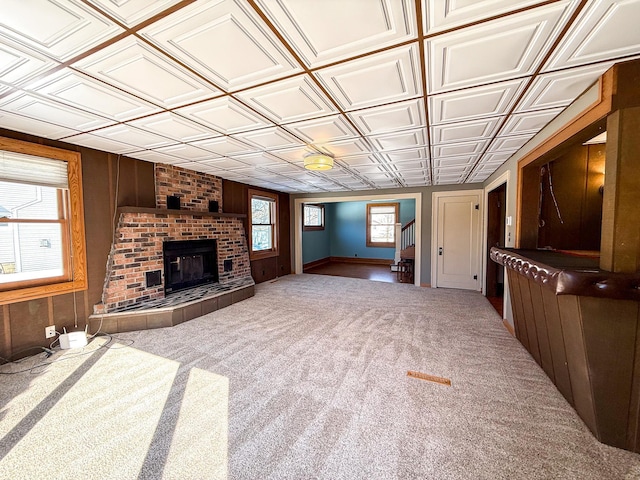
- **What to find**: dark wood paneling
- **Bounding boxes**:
[516,274,541,365]
[557,295,599,436]
[580,296,638,448]
[529,282,554,380]
[9,299,49,353]
[507,269,527,347]
[540,287,574,405]
[222,179,291,284]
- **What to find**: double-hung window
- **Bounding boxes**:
[0,137,87,303]
[248,189,278,259]
[366,203,399,248]
[303,204,324,231]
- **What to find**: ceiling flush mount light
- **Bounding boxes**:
[304,153,334,171]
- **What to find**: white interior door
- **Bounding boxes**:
[434,192,482,290]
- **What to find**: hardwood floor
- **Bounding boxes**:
[305,261,400,284]
[487,295,504,317]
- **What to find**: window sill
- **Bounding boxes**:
[366,242,395,248]
[303,226,325,231]
[0,278,87,305]
[250,249,279,261]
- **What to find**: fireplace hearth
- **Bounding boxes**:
[163,239,218,294]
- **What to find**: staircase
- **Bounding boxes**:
[395,219,415,283]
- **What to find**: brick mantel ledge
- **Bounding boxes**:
[117,206,246,219]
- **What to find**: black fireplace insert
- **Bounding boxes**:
[163,239,218,294]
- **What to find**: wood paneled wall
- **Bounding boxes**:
[222,179,291,283]
[519,142,605,251]
[0,128,154,360]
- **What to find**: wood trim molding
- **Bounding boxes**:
[366,202,399,248]
[329,256,394,265]
[0,136,87,305]
[248,188,279,261]
[503,319,515,336]
[303,257,330,270]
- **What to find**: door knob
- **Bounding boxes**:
[438,247,443,255]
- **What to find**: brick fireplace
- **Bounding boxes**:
[93,164,253,320]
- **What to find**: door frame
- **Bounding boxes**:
[482,171,511,320]
[293,192,422,286]
[431,189,483,289]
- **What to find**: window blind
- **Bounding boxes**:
[0,150,69,189]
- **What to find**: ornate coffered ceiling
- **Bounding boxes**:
[1,0,640,193]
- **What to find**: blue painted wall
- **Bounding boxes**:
[301,205,331,264]
[302,199,416,263]
[329,199,415,260]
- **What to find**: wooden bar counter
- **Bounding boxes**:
[491,247,640,453]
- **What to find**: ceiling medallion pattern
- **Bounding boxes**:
[1,0,639,192]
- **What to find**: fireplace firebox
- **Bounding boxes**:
[163,239,218,294]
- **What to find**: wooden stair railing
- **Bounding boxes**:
[397,219,415,283]
[400,219,415,260]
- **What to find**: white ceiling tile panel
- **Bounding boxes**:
[199,158,252,170]
[0,0,123,61]
[348,99,425,136]
[315,44,422,111]
[431,117,503,144]
[427,1,577,93]
[339,154,386,167]
[127,149,191,164]
[392,159,428,171]
[430,79,526,124]
[62,132,139,154]
[28,69,160,121]
[0,36,59,85]
[488,134,534,152]
[90,124,175,149]
[0,109,80,140]
[270,146,320,163]
[236,75,336,124]
[257,0,416,68]
[481,152,515,164]
[154,143,219,161]
[500,107,564,136]
[175,97,271,134]
[285,115,358,144]
[191,136,255,156]
[422,0,548,34]
[139,0,301,91]
[516,62,614,112]
[544,0,640,71]
[234,152,287,167]
[433,156,476,168]
[233,127,302,151]
[433,140,488,158]
[0,91,113,131]
[128,112,221,143]
[368,128,428,151]
[87,0,184,28]
[317,138,371,158]
[384,148,429,163]
[73,37,221,109]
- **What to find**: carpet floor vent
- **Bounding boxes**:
[407,370,451,386]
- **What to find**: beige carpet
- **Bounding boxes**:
[1,274,639,479]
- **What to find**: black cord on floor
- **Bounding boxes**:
[0,333,134,375]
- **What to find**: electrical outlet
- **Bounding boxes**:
[45,325,56,339]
